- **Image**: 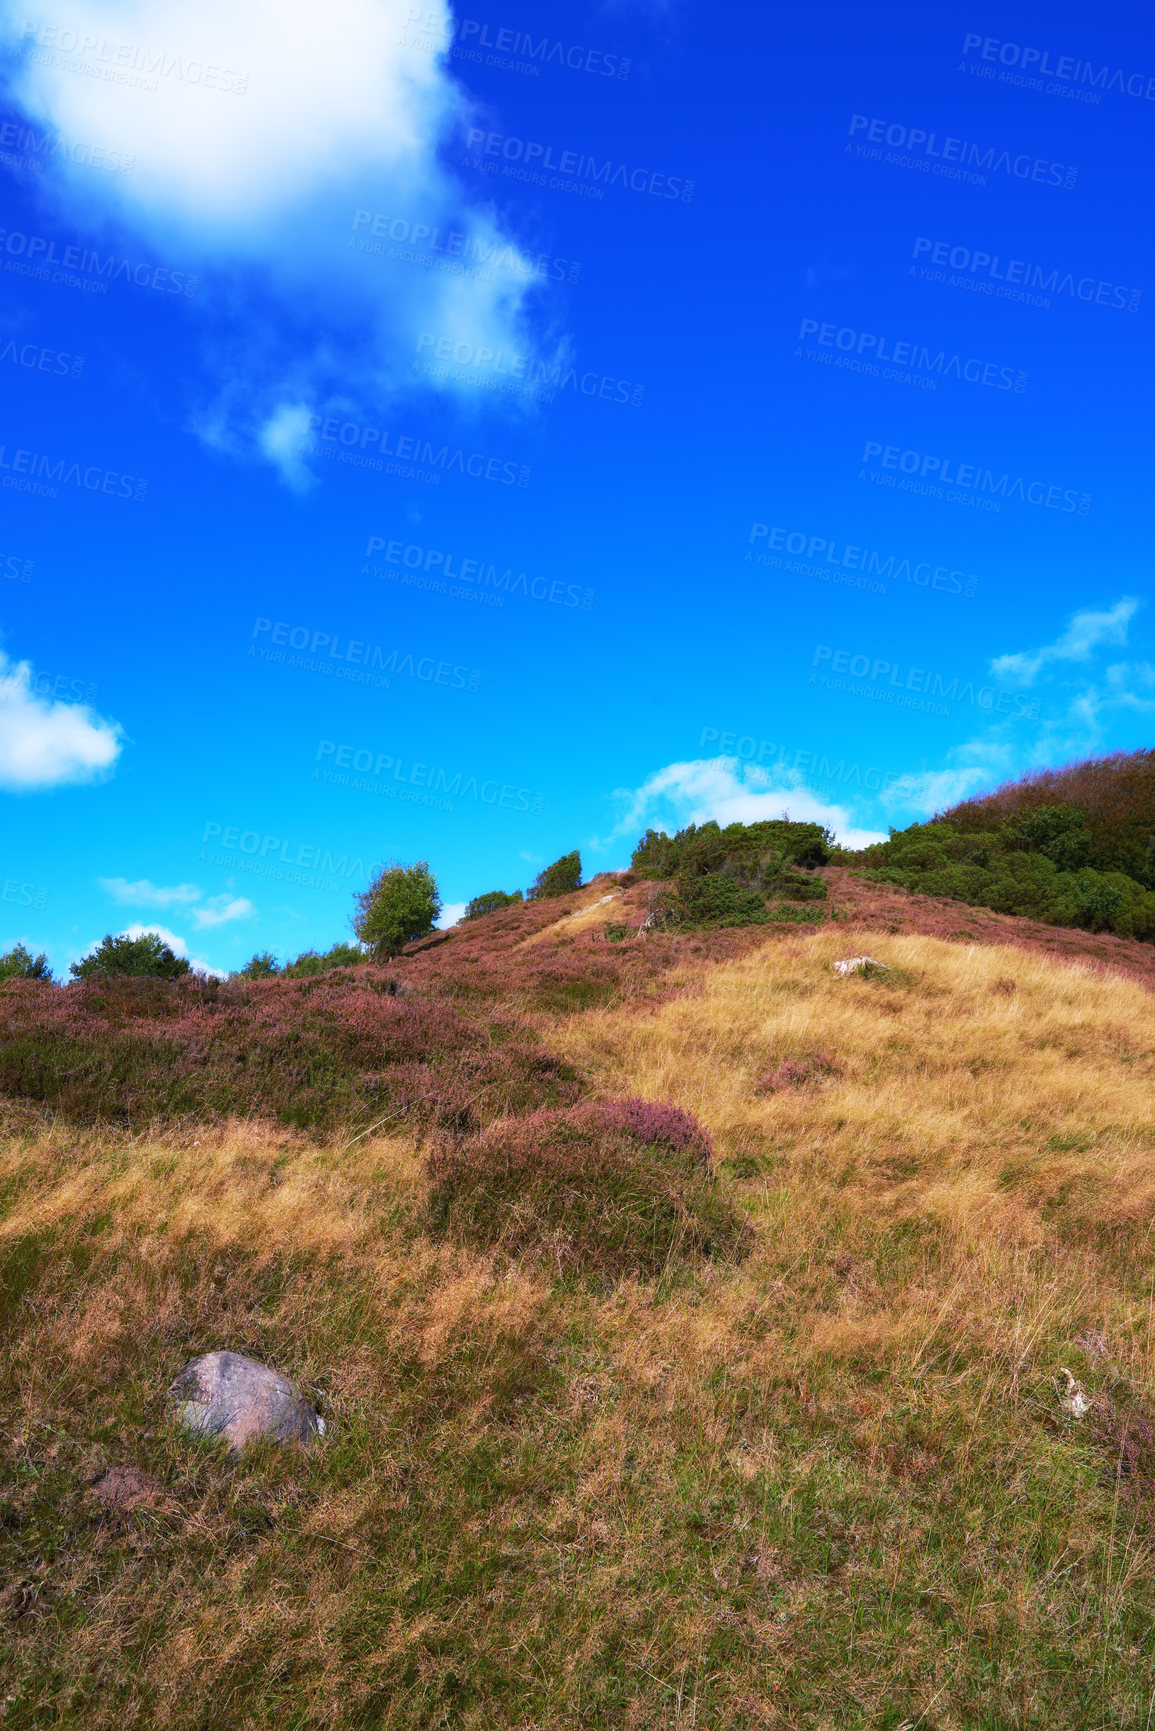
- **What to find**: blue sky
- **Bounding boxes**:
[0,0,1152,974]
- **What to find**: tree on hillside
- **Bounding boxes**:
[464,889,524,921]
[353,861,441,958]
[0,943,53,981]
[70,932,191,980]
[234,950,280,979]
[527,851,582,900]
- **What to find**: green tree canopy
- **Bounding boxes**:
[528,851,582,900]
[70,932,192,981]
[352,861,441,958]
[0,943,53,982]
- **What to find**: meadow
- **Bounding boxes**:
[3,877,1155,1727]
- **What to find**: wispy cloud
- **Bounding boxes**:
[992,598,1141,685]
[99,878,255,927]
[190,893,256,929]
[99,877,201,908]
[603,756,888,851]
[0,648,122,791]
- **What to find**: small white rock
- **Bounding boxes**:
[833,955,889,977]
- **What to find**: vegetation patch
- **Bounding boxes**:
[0,971,580,1133]
[427,1096,751,1280]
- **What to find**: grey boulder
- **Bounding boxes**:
[167,1351,325,1451]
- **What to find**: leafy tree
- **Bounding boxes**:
[0,943,53,981]
[464,889,524,921]
[352,862,441,958]
[234,950,280,979]
[528,851,582,900]
[70,932,191,981]
[282,942,366,977]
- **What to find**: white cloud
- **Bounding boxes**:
[0,0,551,478]
[190,893,256,929]
[99,876,201,907]
[0,649,122,790]
[606,757,888,851]
[436,900,467,929]
[99,877,255,927]
[992,598,1141,685]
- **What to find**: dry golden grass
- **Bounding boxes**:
[3,930,1155,1726]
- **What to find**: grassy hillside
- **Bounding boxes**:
[4,883,1155,1726]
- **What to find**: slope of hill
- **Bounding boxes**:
[3,881,1155,1726]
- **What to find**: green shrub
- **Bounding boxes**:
[70,933,191,981]
[464,890,524,921]
[528,851,582,900]
[674,874,770,930]
[352,861,440,958]
[281,942,366,977]
[0,944,52,982]
[848,817,1155,942]
[630,819,833,882]
[233,950,279,979]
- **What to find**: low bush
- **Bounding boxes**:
[464,889,524,920]
[280,942,366,977]
[427,1096,750,1280]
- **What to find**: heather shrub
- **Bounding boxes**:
[528,851,582,900]
[757,1052,844,1092]
[353,861,440,958]
[427,1096,749,1280]
[70,932,191,980]
[0,971,580,1133]
[0,943,52,981]
[464,889,523,920]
